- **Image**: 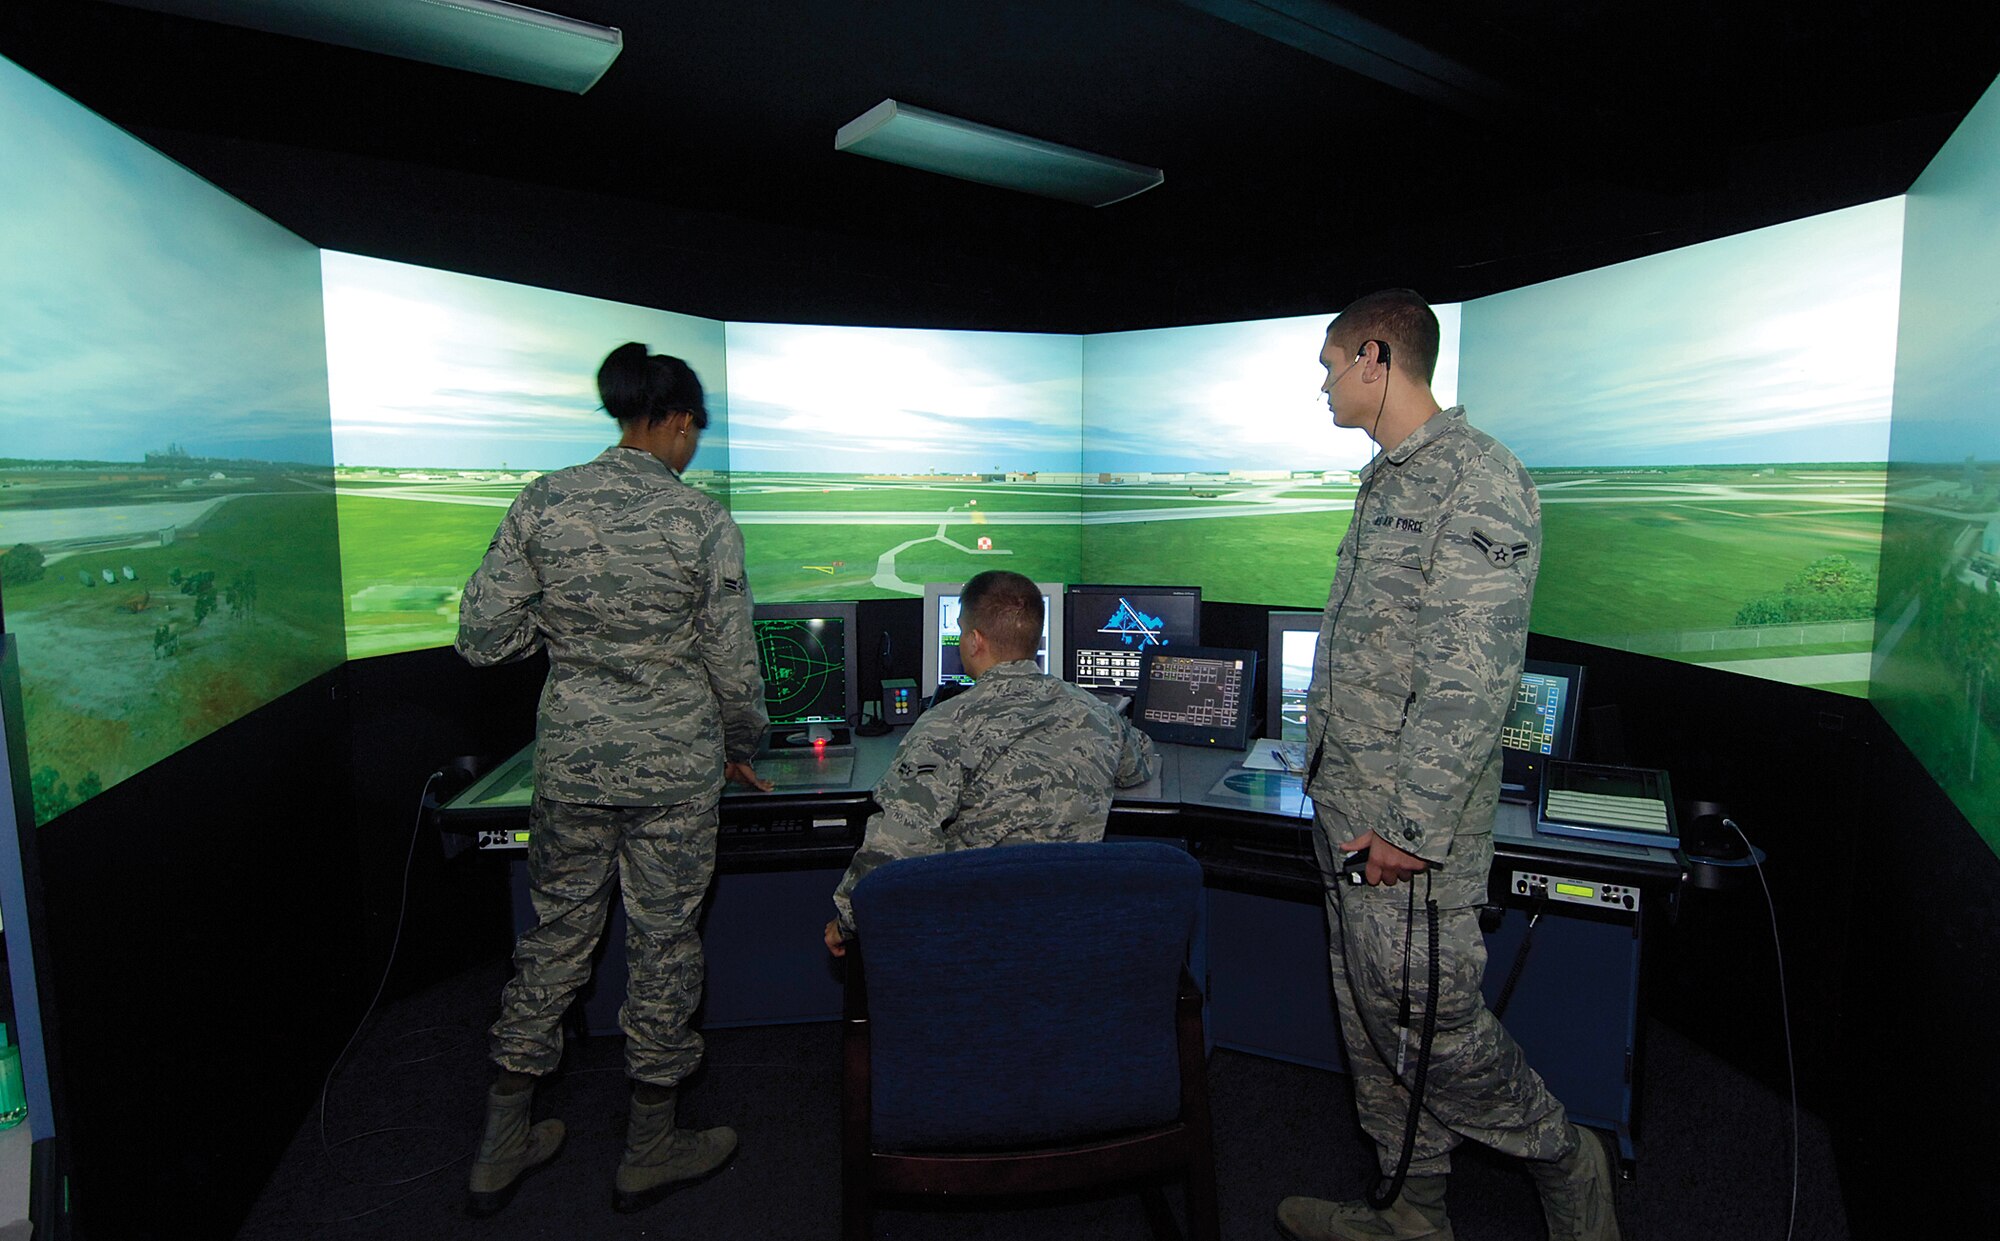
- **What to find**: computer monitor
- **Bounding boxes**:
[1132,645,1258,750]
[921,581,1065,692]
[1064,584,1202,693]
[1264,610,1321,741]
[752,602,860,749]
[1500,658,1585,801]
[1260,614,1580,787]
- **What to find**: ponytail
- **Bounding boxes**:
[596,342,709,428]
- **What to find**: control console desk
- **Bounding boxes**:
[438,735,1675,1169]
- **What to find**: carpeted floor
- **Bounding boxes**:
[234,953,1846,1240]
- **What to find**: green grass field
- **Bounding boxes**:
[1532,491,1884,639]
[326,465,1889,698]
[335,492,510,658]
[1869,472,2000,853]
[1872,610,2000,856]
[7,489,345,822]
[741,521,1083,600]
[735,484,1094,513]
[1081,511,1341,609]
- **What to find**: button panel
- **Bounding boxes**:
[1511,870,1640,913]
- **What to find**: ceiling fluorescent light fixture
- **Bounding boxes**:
[108,0,622,94]
[835,100,1164,207]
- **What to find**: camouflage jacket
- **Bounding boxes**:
[1305,407,1540,897]
[456,445,768,806]
[832,658,1159,931]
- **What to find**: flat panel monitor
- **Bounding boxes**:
[1500,658,1585,802]
[921,581,1065,693]
[1064,584,1202,693]
[1133,645,1257,750]
[1264,611,1321,741]
[752,602,860,749]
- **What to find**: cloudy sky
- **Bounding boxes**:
[1083,309,1462,473]
[1888,75,2000,465]
[0,57,335,466]
[1459,198,1905,467]
[723,322,1082,474]
[323,252,728,470]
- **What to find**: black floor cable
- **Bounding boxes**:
[1729,817,1799,1241]
[1367,881,1441,1212]
[286,771,477,1226]
[1490,893,1548,1021]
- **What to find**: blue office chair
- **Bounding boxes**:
[841,840,1216,1241]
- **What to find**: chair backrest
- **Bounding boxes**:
[850,840,1203,1151]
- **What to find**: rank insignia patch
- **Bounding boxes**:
[1469,530,1532,567]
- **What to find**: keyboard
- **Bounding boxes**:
[1090,690,1134,717]
[753,752,856,789]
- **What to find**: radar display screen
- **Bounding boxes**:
[753,612,853,727]
[1065,585,1200,692]
[1132,645,1258,750]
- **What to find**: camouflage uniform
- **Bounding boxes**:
[458,445,767,1086]
[832,658,1157,933]
[1304,406,1575,1175]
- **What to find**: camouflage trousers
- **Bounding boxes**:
[1312,807,1575,1177]
[490,793,719,1087]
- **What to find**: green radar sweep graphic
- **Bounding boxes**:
[754,618,847,719]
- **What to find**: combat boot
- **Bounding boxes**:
[1276,1176,1454,1241]
[612,1088,738,1214]
[1529,1123,1621,1240]
[465,1081,565,1218]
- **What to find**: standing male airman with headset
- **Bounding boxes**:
[1278,289,1621,1241]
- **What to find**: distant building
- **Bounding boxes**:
[1229,469,1291,482]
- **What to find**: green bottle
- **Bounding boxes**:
[0,1022,26,1130]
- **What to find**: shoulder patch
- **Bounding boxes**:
[1468,529,1532,568]
[720,575,746,595]
[897,760,939,780]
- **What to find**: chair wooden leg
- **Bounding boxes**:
[1182,1159,1220,1241]
[1176,968,1222,1241]
[842,952,874,1241]
[841,1176,871,1241]
[1140,1181,1184,1241]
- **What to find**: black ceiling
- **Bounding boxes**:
[3,1,1997,331]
